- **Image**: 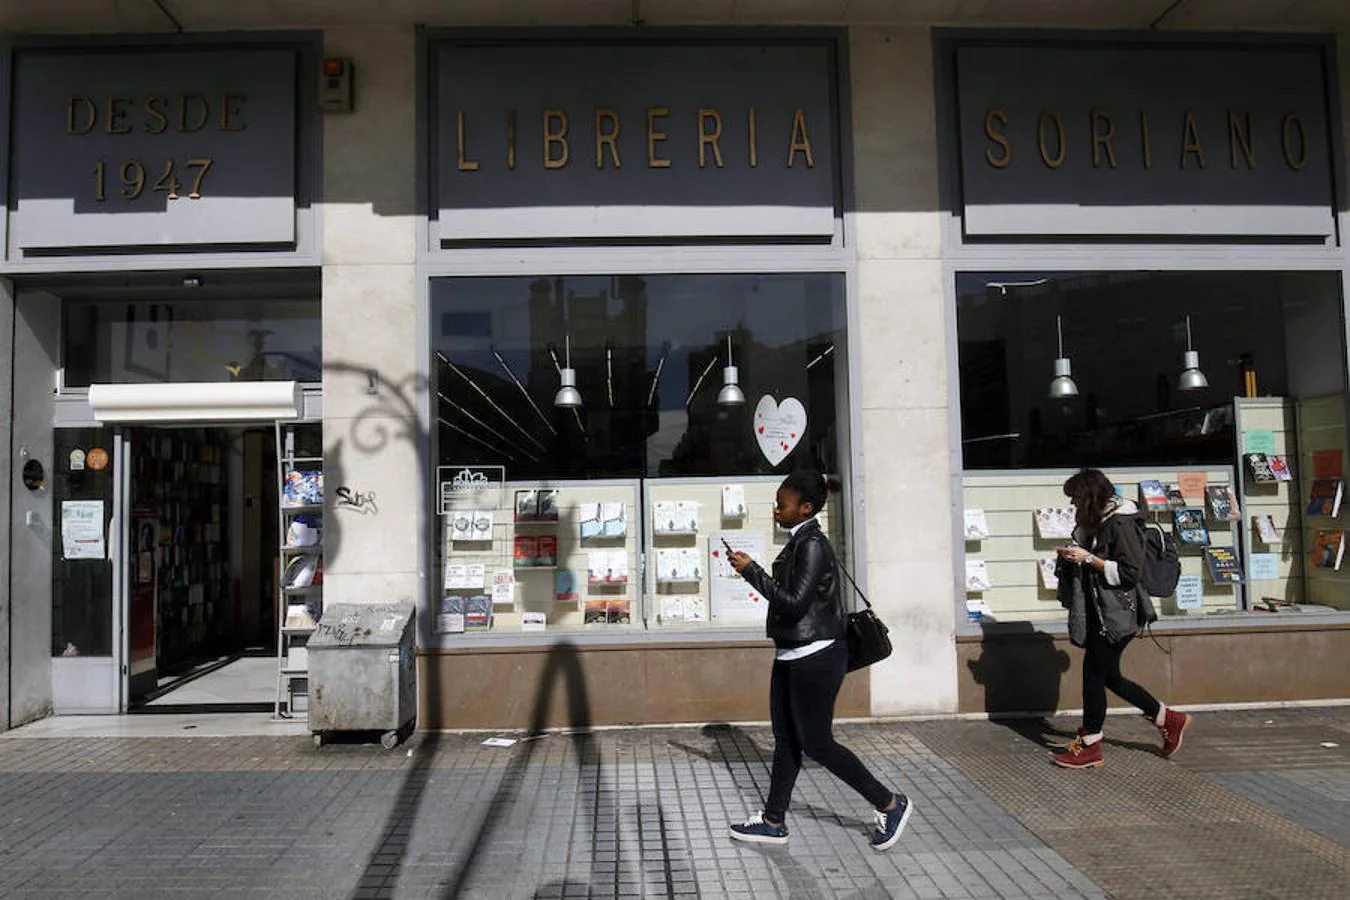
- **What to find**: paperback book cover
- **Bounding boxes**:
[436,595,466,634]
[1034,507,1076,539]
[1268,455,1294,482]
[512,535,539,568]
[536,535,559,567]
[1137,479,1170,512]
[1205,484,1239,521]
[1203,547,1242,584]
[464,594,492,629]
[282,470,323,507]
[1253,514,1281,544]
[1164,484,1188,510]
[963,509,991,541]
[1245,453,1277,483]
[1306,479,1344,518]
[965,559,992,592]
[1309,530,1346,570]
[1038,557,1059,590]
[514,489,538,522]
[1173,508,1210,546]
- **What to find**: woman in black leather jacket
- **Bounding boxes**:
[724,471,912,852]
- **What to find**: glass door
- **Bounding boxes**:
[50,427,125,713]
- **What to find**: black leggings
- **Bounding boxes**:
[1082,631,1161,735]
[764,639,894,821]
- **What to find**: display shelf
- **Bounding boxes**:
[275,423,323,721]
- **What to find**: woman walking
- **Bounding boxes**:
[725,471,911,851]
[1053,468,1191,769]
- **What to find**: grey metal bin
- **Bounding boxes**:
[307,602,417,748]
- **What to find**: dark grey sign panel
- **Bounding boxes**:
[11,48,297,252]
[955,43,1335,239]
[434,42,839,242]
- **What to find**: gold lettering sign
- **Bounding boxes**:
[543,109,570,169]
[786,109,814,168]
[65,92,248,203]
[1037,111,1066,169]
[595,108,621,169]
[448,106,821,172]
[698,108,723,169]
[984,109,1011,168]
[981,106,1313,174]
[646,107,670,168]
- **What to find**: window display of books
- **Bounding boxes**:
[1253,514,1281,544]
[579,502,627,539]
[1172,508,1210,546]
[513,535,558,568]
[587,550,629,586]
[1203,547,1242,584]
[450,510,494,542]
[1205,484,1239,521]
[655,548,702,583]
[1034,507,1076,539]
[1309,530,1346,570]
[583,597,632,625]
[659,595,708,624]
[1138,479,1169,512]
[1306,478,1344,518]
[653,500,699,534]
[514,489,559,523]
[1244,453,1277,483]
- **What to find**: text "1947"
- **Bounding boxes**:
[93,158,214,201]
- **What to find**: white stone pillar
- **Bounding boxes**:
[319,28,423,609]
[849,27,959,714]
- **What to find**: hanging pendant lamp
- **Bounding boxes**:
[554,335,582,408]
[1048,314,1079,399]
[1177,314,1209,391]
[716,335,746,407]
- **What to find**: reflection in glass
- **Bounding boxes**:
[63,298,321,386]
[956,271,1345,469]
[431,274,848,480]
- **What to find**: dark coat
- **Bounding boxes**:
[741,519,844,648]
[1057,499,1148,646]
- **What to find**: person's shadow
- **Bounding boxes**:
[966,622,1072,744]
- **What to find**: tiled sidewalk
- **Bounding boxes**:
[0,709,1345,898]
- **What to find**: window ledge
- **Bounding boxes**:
[423,625,771,653]
[957,608,1350,641]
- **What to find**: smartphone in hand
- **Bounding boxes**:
[721,537,734,555]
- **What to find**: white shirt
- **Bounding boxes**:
[774,516,836,661]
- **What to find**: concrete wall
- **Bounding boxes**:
[8,290,58,727]
[0,280,12,729]
[848,27,959,715]
[319,27,424,618]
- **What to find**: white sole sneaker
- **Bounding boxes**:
[870,800,913,852]
[728,826,788,846]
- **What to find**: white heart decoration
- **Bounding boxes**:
[753,395,807,467]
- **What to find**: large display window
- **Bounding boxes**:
[431,273,850,635]
[955,270,1349,622]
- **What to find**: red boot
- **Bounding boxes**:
[1052,736,1103,769]
[1159,709,1192,759]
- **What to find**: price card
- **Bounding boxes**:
[1175,575,1203,610]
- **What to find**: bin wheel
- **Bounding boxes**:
[313,732,324,749]
[380,730,400,750]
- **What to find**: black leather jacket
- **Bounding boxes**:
[742,520,844,648]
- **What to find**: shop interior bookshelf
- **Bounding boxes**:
[274,423,323,719]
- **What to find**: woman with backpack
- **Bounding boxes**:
[1052,468,1191,769]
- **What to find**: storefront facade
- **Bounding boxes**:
[1,2,1348,732]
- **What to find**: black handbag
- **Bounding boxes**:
[837,565,892,672]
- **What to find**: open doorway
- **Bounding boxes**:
[124,425,278,711]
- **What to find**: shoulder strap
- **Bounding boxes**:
[835,561,872,611]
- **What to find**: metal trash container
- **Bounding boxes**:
[308,602,416,749]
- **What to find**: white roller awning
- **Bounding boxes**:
[88,381,304,423]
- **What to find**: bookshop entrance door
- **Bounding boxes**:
[118,425,279,710]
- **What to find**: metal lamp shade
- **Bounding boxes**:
[1048,357,1079,398]
[1177,350,1208,391]
[716,365,746,406]
[554,367,582,408]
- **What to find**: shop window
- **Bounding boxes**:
[62,298,321,387]
[431,273,849,635]
[955,271,1344,470]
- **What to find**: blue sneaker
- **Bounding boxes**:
[870,794,912,851]
[729,812,788,845]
